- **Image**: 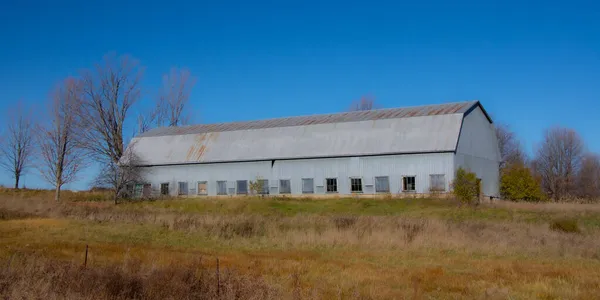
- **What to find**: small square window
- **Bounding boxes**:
[237,180,248,195]
[279,180,291,194]
[350,178,363,193]
[326,178,338,193]
[403,176,416,192]
[302,178,314,194]
[197,181,208,195]
[178,182,188,195]
[133,184,143,198]
[375,176,390,193]
[429,174,446,192]
[143,184,152,198]
[160,183,169,196]
[217,181,227,195]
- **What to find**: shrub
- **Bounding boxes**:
[500,163,546,202]
[550,218,580,233]
[452,168,480,206]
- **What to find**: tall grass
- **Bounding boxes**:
[0,253,281,300]
[2,192,600,298]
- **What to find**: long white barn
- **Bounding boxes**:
[127,100,500,198]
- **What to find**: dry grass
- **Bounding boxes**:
[0,253,281,300]
[2,190,600,299]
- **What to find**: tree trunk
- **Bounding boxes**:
[54,186,61,202]
[14,175,20,189]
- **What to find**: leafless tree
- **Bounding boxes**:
[349,96,379,111]
[495,123,526,169]
[577,153,600,201]
[533,127,585,201]
[156,67,196,127]
[77,53,144,200]
[0,102,36,189]
[37,78,86,201]
[94,141,147,204]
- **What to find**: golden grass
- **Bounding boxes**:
[2,192,600,299]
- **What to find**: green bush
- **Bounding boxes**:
[500,163,545,202]
[452,168,480,206]
[550,218,580,233]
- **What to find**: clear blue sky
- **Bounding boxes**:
[1,0,598,190]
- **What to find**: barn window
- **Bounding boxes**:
[258,179,269,195]
[429,174,446,192]
[133,184,143,198]
[279,180,291,194]
[143,184,152,198]
[302,178,314,194]
[402,176,416,192]
[160,183,169,196]
[350,178,363,193]
[178,182,188,195]
[237,180,248,195]
[197,181,208,195]
[326,178,338,193]
[375,176,390,193]
[217,181,227,195]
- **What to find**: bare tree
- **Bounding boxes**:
[533,127,585,201]
[349,95,379,111]
[78,53,144,201]
[156,67,196,127]
[37,78,86,201]
[0,102,36,189]
[94,141,146,204]
[577,153,600,201]
[495,123,526,170]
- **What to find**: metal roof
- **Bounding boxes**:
[130,100,488,166]
[139,100,484,138]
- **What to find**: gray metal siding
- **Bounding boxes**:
[141,153,455,196]
[455,107,501,197]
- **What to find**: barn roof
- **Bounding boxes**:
[129,100,489,166]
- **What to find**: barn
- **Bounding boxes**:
[127,100,500,198]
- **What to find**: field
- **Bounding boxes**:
[1,190,600,299]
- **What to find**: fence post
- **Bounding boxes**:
[84,245,89,268]
[216,257,220,298]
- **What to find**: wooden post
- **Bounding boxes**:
[84,245,88,268]
[216,257,220,298]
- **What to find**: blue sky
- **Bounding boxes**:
[0,0,598,190]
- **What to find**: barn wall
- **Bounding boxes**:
[141,153,455,196]
[454,106,501,197]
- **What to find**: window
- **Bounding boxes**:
[237,180,248,195]
[375,176,390,193]
[279,179,291,194]
[217,181,227,195]
[197,181,208,195]
[326,178,338,193]
[429,174,446,192]
[258,179,269,195]
[302,178,314,194]
[160,183,170,196]
[178,182,188,195]
[133,184,143,198]
[350,178,363,193]
[403,176,416,192]
[143,184,152,198]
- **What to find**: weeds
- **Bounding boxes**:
[0,254,280,300]
[550,218,581,233]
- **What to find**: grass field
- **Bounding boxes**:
[1,190,600,299]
